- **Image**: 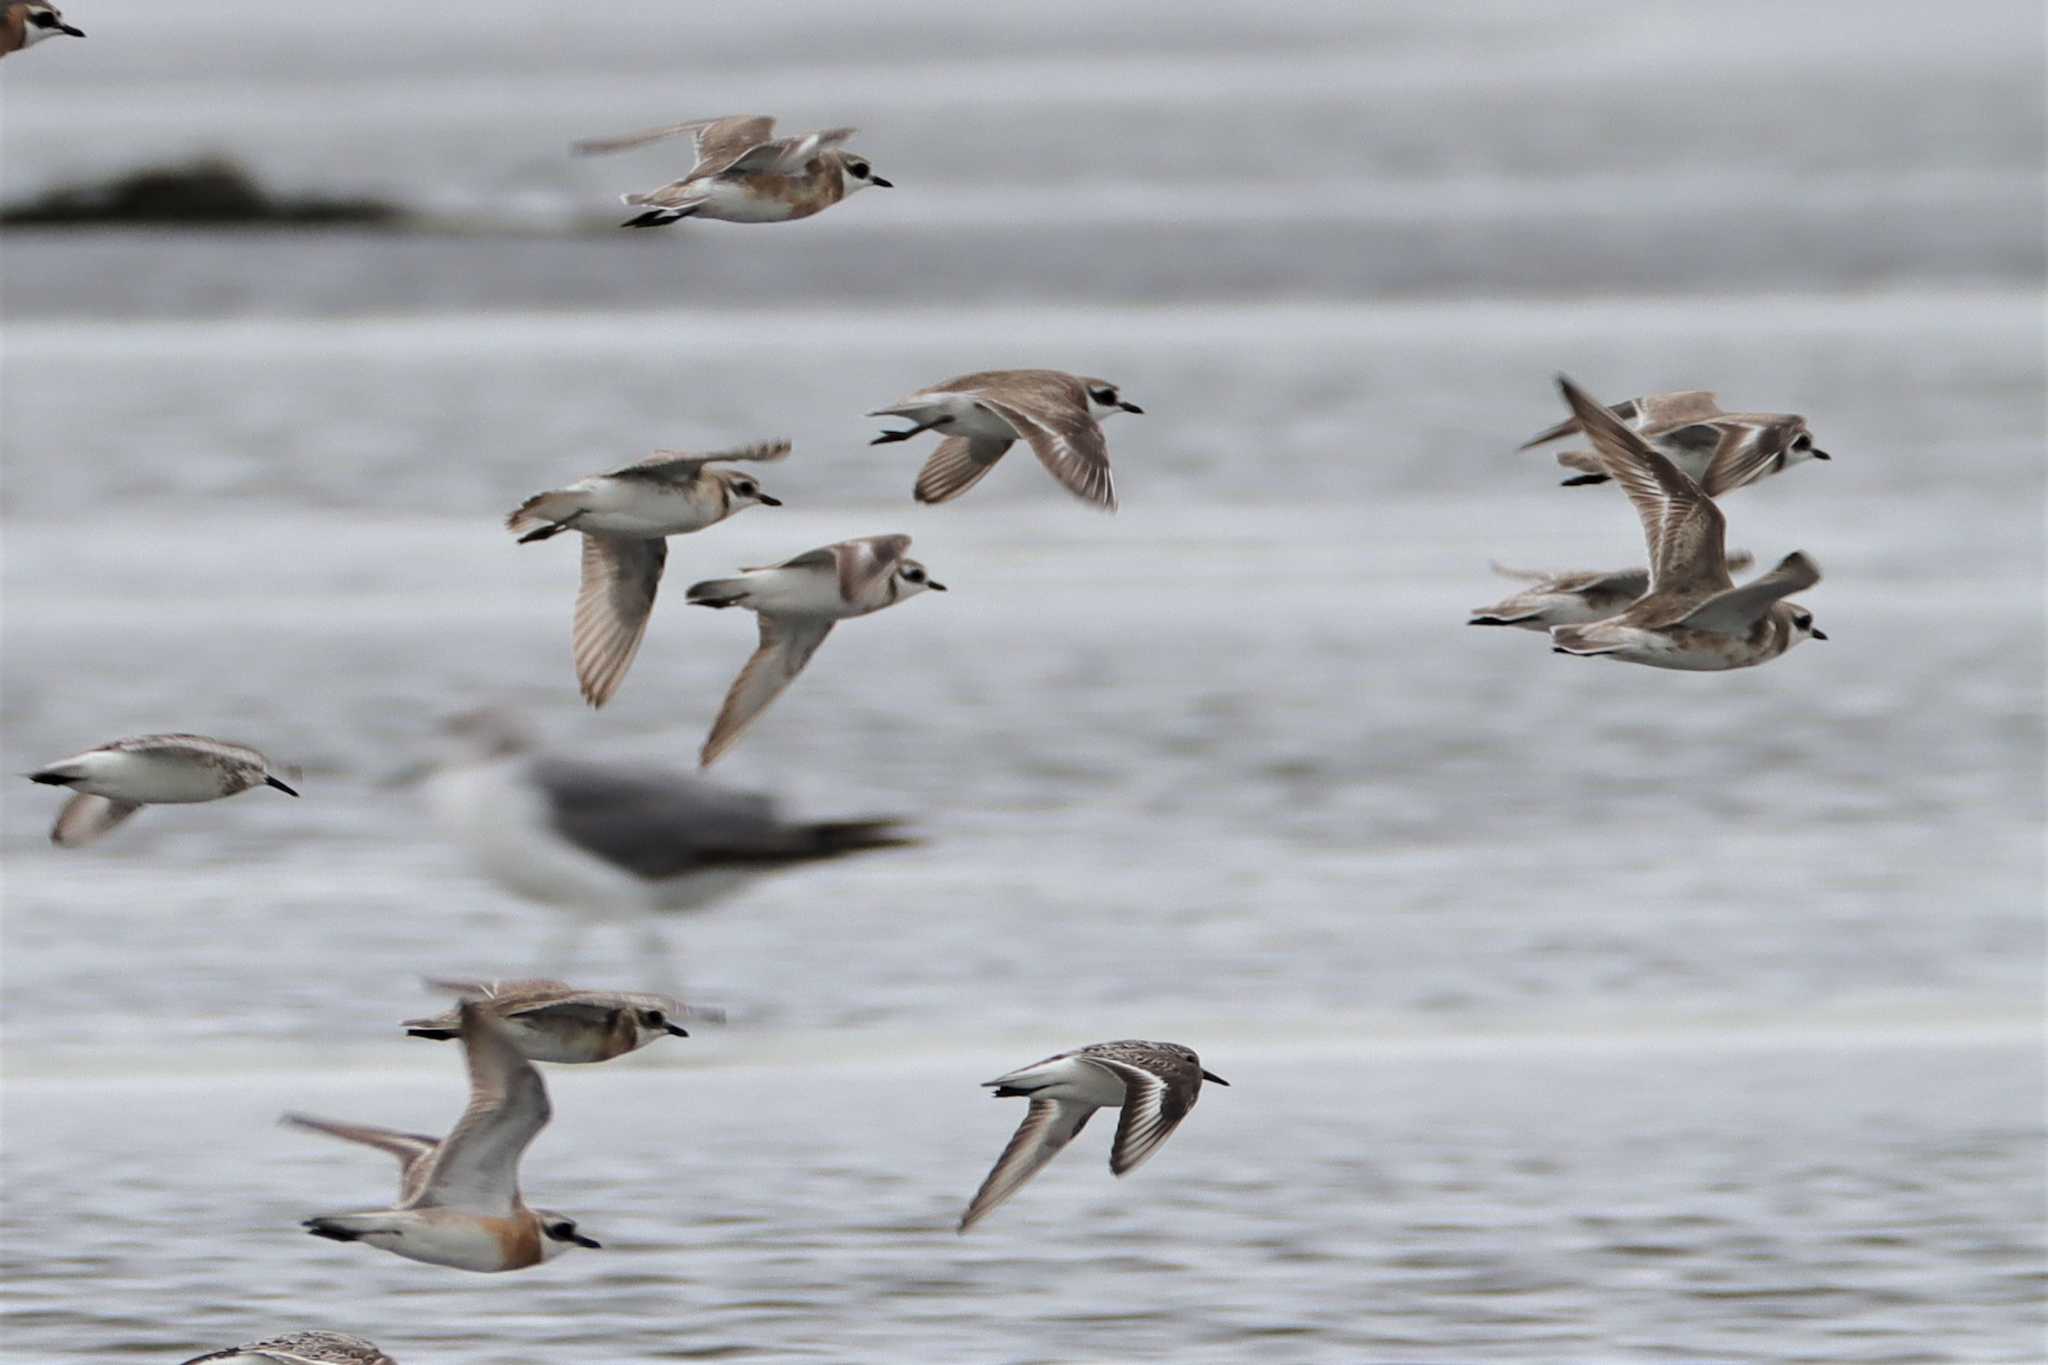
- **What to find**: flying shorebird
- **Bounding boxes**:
[1467,551,1754,631]
[178,1333,395,1365]
[685,534,945,766]
[1520,388,1830,495]
[573,114,891,228]
[405,709,918,980]
[1,1,84,58]
[959,1040,1227,1233]
[1545,376,1827,669]
[869,369,1142,511]
[403,978,722,1063]
[507,439,790,707]
[292,1001,601,1272]
[27,733,299,847]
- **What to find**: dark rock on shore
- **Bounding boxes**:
[1,158,404,227]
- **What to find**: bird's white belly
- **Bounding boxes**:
[693,177,805,223]
[75,751,231,803]
[739,568,852,619]
[368,1211,527,1272]
[904,394,1015,441]
[568,479,716,538]
[423,761,648,917]
[1612,628,1751,671]
[1005,1055,1130,1107]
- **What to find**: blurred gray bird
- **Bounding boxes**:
[405,710,918,981]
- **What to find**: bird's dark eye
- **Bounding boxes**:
[30,9,58,25]
[548,1222,574,1239]
[1795,614,1812,629]
[736,482,755,495]
[641,1009,665,1028]
[1792,434,1812,450]
[1091,389,1115,404]
[849,161,869,176]
[904,568,924,582]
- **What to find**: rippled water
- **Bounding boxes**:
[2,1,2043,1361]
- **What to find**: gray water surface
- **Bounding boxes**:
[2,2,2043,1361]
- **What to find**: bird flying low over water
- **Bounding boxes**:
[293,1001,601,1273]
[1521,388,1830,496]
[507,440,791,707]
[404,978,721,1064]
[1468,551,1754,631]
[28,733,299,847]
[573,114,891,228]
[870,369,1141,512]
[1544,376,1826,670]
[686,534,946,767]
[959,1040,1226,1233]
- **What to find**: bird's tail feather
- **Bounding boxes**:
[685,577,751,608]
[507,490,577,538]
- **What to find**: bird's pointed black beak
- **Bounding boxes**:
[756,494,783,507]
[868,176,894,188]
[1811,628,1829,641]
[1119,401,1145,414]
[59,22,84,36]
[664,1023,690,1037]
[1202,1069,1230,1086]
[266,776,301,797]
[571,1232,603,1248]
[1811,449,1832,461]
[925,580,947,592]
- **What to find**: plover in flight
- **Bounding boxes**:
[404,978,722,1063]
[1546,376,1826,669]
[507,439,791,707]
[687,534,945,766]
[958,1040,1227,1233]
[27,733,299,847]
[573,114,891,228]
[1468,551,1754,631]
[870,369,1141,511]
[178,1332,396,1364]
[406,710,916,975]
[1,1,84,57]
[1521,388,1830,495]
[294,1001,600,1272]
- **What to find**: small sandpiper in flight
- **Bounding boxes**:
[292,1001,601,1272]
[686,534,946,767]
[28,733,298,847]
[870,369,1141,512]
[508,439,790,707]
[959,1040,1226,1232]
[574,114,891,228]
